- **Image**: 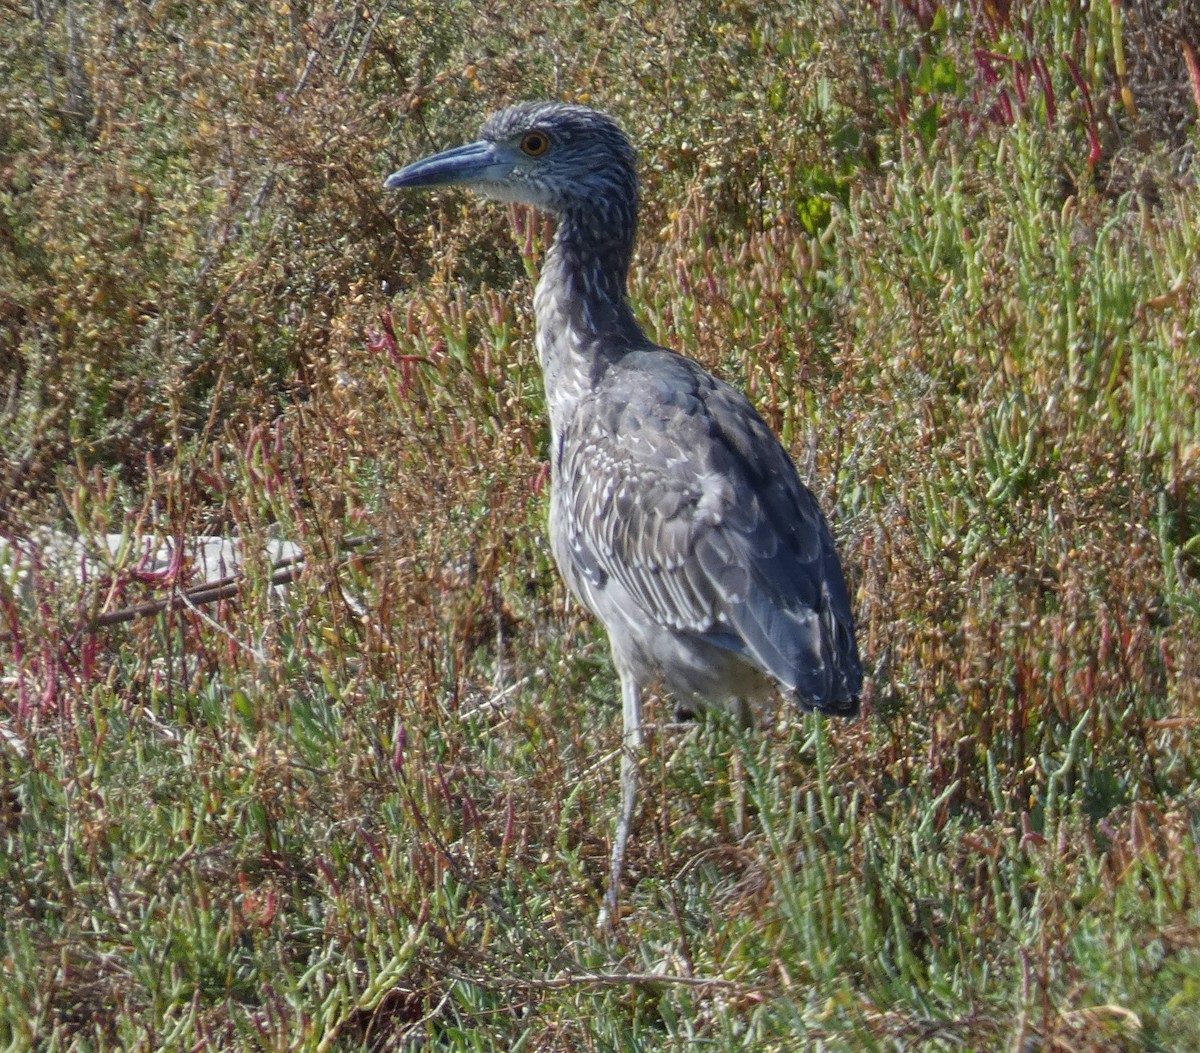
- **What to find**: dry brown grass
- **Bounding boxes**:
[3,0,1200,1049]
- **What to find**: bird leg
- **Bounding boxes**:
[599,669,644,928]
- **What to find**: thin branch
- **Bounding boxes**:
[0,534,380,644]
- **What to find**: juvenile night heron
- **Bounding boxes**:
[385,102,862,923]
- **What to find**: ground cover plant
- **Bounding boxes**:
[2,0,1200,1049]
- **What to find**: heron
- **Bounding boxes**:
[385,102,862,925]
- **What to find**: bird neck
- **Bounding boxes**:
[534,208,644,347]
[533,211,647,432]
[548,206,632,294]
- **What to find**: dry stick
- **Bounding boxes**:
[85,534,380,632]
[1184,41,1200,118]
[347,0,391,84]
[0,535,381,646]
[510,971,743,992]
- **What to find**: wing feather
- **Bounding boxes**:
[555,348,861,709]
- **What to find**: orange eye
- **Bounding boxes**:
[520,131,550,156]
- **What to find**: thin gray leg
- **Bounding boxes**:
[599,668,644,928]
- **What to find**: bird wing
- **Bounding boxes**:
[556,349,861,710]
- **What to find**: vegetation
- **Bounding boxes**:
[2,0,1199,1048]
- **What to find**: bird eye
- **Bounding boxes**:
[520,131,550,156]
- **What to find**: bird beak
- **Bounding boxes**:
[384,139,514,191]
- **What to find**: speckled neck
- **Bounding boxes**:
[532,207,648,432]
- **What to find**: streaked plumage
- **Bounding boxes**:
[385,102,862,924]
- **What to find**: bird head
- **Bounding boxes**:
[384,101,639,228]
